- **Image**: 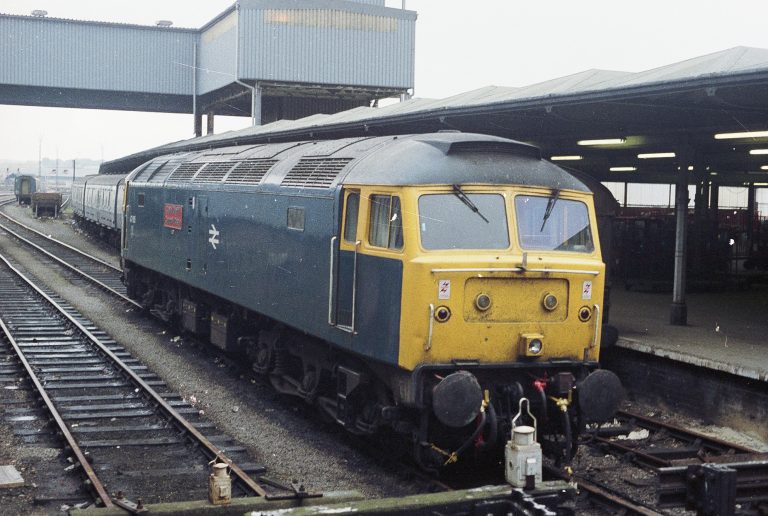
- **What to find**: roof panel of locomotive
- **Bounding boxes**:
[128,133,589,193]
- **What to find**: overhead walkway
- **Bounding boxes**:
[0,0,415,132]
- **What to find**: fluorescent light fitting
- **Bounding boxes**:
[749,149,768,155]
[577,138,626,146]
[754,182,768,186]
[609,166,637,172]
[715,130,768,139]
[687,166,694,171]
[550,155,583,161]
[761,165,768,170]
[638,152,676,159]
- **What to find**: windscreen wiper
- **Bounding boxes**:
[540,188,560,232]
[452,184,489,223]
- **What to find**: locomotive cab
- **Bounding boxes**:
[337,181,621,468]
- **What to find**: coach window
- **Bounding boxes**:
[369,194,403,250]
[343,192,360,243]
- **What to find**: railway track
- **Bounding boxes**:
[570,408,768,514]
[0,200,137,307]
[0,251,306,509]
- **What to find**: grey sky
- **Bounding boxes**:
[1,0,767,163]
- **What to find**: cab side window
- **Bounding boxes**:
[369,194,403,250]
[343,193,360,243]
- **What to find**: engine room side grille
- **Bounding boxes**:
[223,159,278,185]
[281,158,353,188]
[192,162,235,183]
[167,162,205,183]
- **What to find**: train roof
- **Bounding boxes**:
[128,133,589,193]
[81,173,127,186]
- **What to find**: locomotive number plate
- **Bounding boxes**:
[163,203,183,230]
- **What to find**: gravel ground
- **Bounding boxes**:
[0,204,421,514]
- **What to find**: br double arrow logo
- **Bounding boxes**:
[208,224,220,250]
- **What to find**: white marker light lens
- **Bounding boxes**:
[475,294,492,311]
[543,294,558,311]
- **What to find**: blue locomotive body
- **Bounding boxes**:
[118,133,622,469]
[123,142,404,365]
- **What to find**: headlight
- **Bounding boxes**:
[542,293,558,311]
[519,333,544,357]
[475,293,492,311]
[528,338,543,354]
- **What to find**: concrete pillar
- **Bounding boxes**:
[206,112,215,135]
[670,162,690,326]
[692,171,707,276]
[194,113,203,137]
[251,84,262,126]
[747,183,756,252]
[623,182,628,209]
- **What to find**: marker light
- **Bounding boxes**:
[715,130,768,139]
[578,306,593,322]
[550,155,583,161]
[749,149,768,155]
[610,166,636,172]
[638,152,676,159]
[542,293,558,311]
[434,306,451,323]
[577,138,625,146]
[475,294,492,311]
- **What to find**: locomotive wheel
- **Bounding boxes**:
[253,344,272,374]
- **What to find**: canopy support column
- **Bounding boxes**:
[670,152,691,325]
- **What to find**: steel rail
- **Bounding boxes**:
[617,409,758,454]
[543,465,662,516]
[0,311,114,507]
[0,219,140,309]
[0,253,268,497]
[0,209,120,272]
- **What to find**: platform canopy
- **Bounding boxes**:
[102,46,768,188]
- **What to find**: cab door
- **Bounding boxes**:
[334,189,360,332]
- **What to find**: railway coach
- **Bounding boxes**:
[121,132,622,469]
[14,174,39,205]
[72,174,127,247]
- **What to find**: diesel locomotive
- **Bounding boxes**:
[117,132,621,469]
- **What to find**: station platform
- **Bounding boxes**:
[609,285,768,383]
[605,285,768,442]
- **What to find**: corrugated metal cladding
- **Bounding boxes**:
[198,11,238,95]
[238,4,415,88]
[0,16,196,94]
